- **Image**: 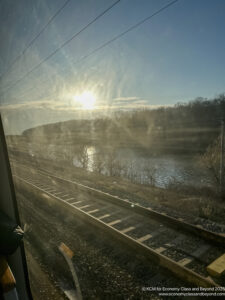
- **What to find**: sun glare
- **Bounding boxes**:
[74,91,96,110]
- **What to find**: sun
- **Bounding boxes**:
[74,91,96,110]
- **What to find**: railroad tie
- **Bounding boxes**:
[87,209,99,214]
[79,205,91,210]
[64,198,75,202]
[52,192,63,195]
[60,194,70,198]
[98,214,110,220]
[121,226,135,234]
[71,201,83,205]
[137,227,166,244]
[44,188,55,192]
[178,243,211,267]
[137,234,152,243]
[178,257,193,266]
[155,247,167,254]
[47,190,57,193]
[107,219,121,226]
[207,253,225,278]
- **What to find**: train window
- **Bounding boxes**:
[1,0,225,299]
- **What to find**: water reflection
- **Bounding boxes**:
[73,146,96,171]
[78,146,211,187]
[86,146,96,171]
[27,141,211,187]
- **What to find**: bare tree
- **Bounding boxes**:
[105,151,117,176]
[63,144,75,162]
[93,153,105,174]
[77,146,89,169]
[199,136,221,186]
[111,159,126,177]
[143,163,157,186]
[125,161,138,183]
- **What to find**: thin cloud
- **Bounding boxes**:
[0,97,169,113]
[113,96,140,102]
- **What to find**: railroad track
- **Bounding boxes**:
[12,160,225,288]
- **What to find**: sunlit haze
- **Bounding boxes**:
[0,0,225,134]
[74,91,96,110]
[1,1,225,298]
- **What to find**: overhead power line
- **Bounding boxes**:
[22,0,180,102]
[1,0,179,102]
[0,0,121,97]
[0,0,71,81]
[68,0,179,67]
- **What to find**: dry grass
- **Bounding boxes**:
[27,157,225,226]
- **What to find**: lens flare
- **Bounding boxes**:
[74,91,96,110]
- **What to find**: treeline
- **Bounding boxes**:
[21,94,225,154]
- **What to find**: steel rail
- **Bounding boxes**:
[13,173,221,288]
[11,159,225,248]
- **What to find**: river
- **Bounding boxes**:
[72,146,212,188]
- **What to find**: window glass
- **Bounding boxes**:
[1,0,225,299]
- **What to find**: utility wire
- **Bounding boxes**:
[72,0,179,65]
[0,0,71,81]
[43,0,180,87]
[0,0,179,103]
[12,0,180,103]
[1,0,179,102]
[0,0,121,97]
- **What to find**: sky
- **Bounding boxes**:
[0,0,225,134]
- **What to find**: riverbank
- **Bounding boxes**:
[11,155,225,233]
